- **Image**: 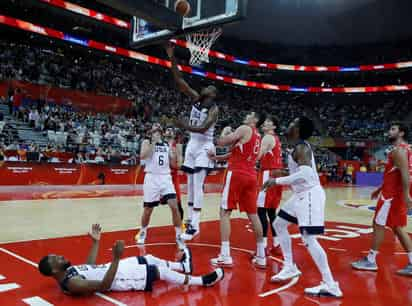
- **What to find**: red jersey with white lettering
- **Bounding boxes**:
[374,143,412,228]
[381,143,412,199]
[222,127,261,214]
[260,134,283,170]
[228,127,261,176]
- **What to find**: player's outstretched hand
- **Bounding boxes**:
[89,224,102,242]
[262,178,277,191]
[371,188,380,200]
[112,240,125,259]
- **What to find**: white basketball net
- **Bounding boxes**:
[185,27,222,66]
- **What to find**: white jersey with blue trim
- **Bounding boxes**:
[66,258,147,291]
[287,141,320,194]
[144,142,171,174]
[189,103,215,143]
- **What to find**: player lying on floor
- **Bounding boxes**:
[38,224,224,295]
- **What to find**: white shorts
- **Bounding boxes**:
[110,257,157,291]
[182,140,215,172]
[143,173,176,206]
[278,185,325,235]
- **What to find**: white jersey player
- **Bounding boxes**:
[166,45,219,241]
[38,224,224,296]
[135,125,183,246]
[263,117,342,298]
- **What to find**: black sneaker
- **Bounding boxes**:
[181,224,200,241]
[202,268,224,287]
[180,246,193,275]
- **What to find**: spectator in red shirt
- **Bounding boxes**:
[13,88,23,118]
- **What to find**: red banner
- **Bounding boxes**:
[0,162,327,186]
[1,80,133,114]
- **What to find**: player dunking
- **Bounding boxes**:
[166,45,219,241]
[38,224,224,295]
[135,124,183,246]
[263,117,342,297]
[208,112,266,268]
[256,116,283,253]
[352,122,412,276]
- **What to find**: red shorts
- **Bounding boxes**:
[373,195,408,228]
[257,170,283,209]
[221,170,257,214]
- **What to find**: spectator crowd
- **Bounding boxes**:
[0,41,411,172]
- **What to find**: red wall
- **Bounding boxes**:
[1,80,133,114]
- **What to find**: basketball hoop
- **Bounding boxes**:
[185,27,222,66]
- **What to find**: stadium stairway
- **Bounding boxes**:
[0,104,49,147]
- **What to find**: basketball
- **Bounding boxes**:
[174,0,191,17]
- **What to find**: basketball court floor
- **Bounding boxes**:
[0,186,411,306]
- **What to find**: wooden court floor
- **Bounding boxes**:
[0,186,411,243]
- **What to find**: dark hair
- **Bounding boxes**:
[298,116,314,140]
[392,121,409,139]
[38,256,53,276]
[266,115,279,128]
[255,112,265,128]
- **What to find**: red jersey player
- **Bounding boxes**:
[257,116,284,252]
[208,112,266,268]
[162,127,184,221]
[352,122,412,276]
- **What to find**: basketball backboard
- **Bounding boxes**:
[128,0,248,48]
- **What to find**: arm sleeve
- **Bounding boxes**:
[275,165,313,185]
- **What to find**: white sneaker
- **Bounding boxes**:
[210,254,234,267]
[251,256,267,269]
[271,264,301,282]
[304,281,343,298]
[135,230,147,245]
[176,234,186,250]
[181,224,200,241]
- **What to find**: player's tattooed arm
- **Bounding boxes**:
[174,105,218,133]
[165,44,200,100]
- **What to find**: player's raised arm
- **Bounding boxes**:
[67,241,124,295]
[86,224,101,265]
[165,44,200,100]
[216,125,249,147]
[174,105,218,133]
[257,134,275,161]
